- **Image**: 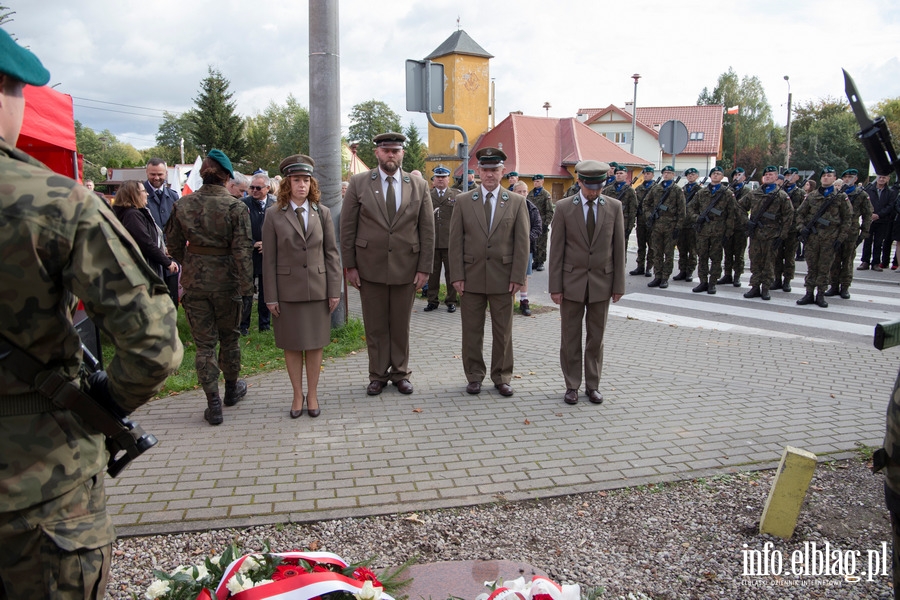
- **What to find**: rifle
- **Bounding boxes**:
[798,194,839,244]
[693,185,727,232]
[746,186,783,238]
[635,177,658,216]
[730,167,757,190]
[646,176,682,229]
[684,179,704,207]
[615,177,639,201]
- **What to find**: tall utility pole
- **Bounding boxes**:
[631,74,641,154]
[784,75,792,169]
[309,0,345,326]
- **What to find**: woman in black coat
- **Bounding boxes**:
[112,180,178,280]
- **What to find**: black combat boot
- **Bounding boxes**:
[692,279,708,293]
[760,285,771,301]
[839,284,850,299]
[659,279,669,289]
[772,276,782,290]
[815,290,829,308]
[743,285,761,299]
[733,275,742,287]
[648,278,661,287]
[685,271,694,282]
[796,289,815,305]
[716,273,733,285]
[519,299,531,316]
[823,284,839,297]
[629,265,645,276]
[223,379,248,407]
[782,279,792,293]
[672,271,687,281]
[205,390,224,425]
[707,281,717,294]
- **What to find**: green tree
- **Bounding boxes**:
[347,100,401,168]
[189,66,246,160]
[872,97,900,143]
[155,110,199,165]
[789,97,868,176]
[698,67,775,172]
[402,122,426,173]
[0,5,15,28]
[75,121,143,185]
[243,94,310,175]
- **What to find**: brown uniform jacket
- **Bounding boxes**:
[340,168,435,284]
[549,193,626,303]
[262,202,343,303]
[431,186,459,249]
[448,187,530,294]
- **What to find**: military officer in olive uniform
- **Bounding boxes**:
[740,166,794,301]
[166,149,254,425]
[449,147,530,397]
[644,165,686,288]
[825,168,872,299]
[690,166,738,294]
[530,174,554,271]
[720,167,751,287]
[601,164,638,240]
[0,31,183,598]
[773,167,805,292]
[630,166,657,276]
[425,165,459,313]
[674,167,703,282]
[794,166,854,308]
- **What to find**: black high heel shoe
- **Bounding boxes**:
[290,396,304,419]
[306,395,320,418]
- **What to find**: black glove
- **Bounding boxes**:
[86,370,130,419]
[798,228,811,243]
[832,240,843,252]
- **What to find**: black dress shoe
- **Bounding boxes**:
[495,382,514,397]
[466,381,482,394]
[447,304,457,313]
[586,389,604,404]
[367,380,386,396]
[259,325,270,332]
[564,389,578,405]
[395,379,413,394]
[423,303,439,312]
[240,328,249,336]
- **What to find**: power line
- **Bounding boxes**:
[72,104,165,120]
[70,96,176,115]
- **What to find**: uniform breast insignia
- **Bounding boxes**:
[402,176,411,183]
[472,192,480,201]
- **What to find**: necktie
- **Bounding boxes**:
[586,199,595,241]
[484,192,493,229]
[438,190,443,198]
[386,176,396,222]
[295,207,306,236]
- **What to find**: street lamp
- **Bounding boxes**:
[542,101,551,117]
[784,75,792,169]
[631,74,641,154]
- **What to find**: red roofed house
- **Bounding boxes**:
[460,113,651,201]
[578,104,724,176]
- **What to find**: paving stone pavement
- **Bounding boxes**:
[108,279,893,536]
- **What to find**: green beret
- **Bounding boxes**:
[684,168,699,176]
[467,169,475,174]
[0,28,50,86]
[508,171,519,177]
[841,168,858,177]
[661,165,675,173]
[533,174,545,180]
[786,167,799,175]
[709,166,724,174]
[732,167,745,174]
[575,160,609,190]
[608,161,619,169]
[614,165,627,173]
[821,166,836,175]
[207,149,234,178]
[373,132,406,147]
[763,166,778,173]
[642,166,655,173]
[280,154,315,177]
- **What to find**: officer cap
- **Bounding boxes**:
[786,167,799,175]
[373,132,406,148]
[0,28,50,86]
[207,149,234,178]
[642,166,655,173]
[533,173,545,180]
[475,147,506,167]
[508,171,519,177]
[280,154,315,177]
[432,165,450,176]
[821,166,836,175]
[661,165,675,173]
[614,165,628,173]
[709,166,724,175]
[575,160,609,190]
[684,167,699,176]
[841,168,858,177]
[763,165,778,173]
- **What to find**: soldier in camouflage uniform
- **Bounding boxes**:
[601,165,637,240]
[674,167,703,282]
[825,168,872,300]
[530,174,554,271]
[773,167,806,292]
[740,166,794,301]
[720,167,751,287]
[794,166,854,308]
[874,366,900,599]
[165,150,254,425]
[630,166,657,276]
[643,165,685,289]
[690,166,737,295]
[0,30,183,598]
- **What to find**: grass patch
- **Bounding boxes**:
[102,303,366,397]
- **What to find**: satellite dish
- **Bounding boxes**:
[100,166,108,176]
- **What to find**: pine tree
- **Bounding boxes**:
[347,100,401,168]
[189,66,246,161]
[402,122,426,173]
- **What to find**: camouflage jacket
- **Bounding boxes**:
[530,187,554,230]
[845,186,873,238]
[681,181,705,227]
[165,184,254,296]
[689,183,738,238]
[739,185,793,241]
[732,184,752,227]
[642,180,685,227]
[879,367,900,505]
[795,187,853,243]
[783,183,806,226]
[0,139,182,515]
[634,180,657,220]
[602,180,638,232]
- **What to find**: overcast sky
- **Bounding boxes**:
[11,0,900,152]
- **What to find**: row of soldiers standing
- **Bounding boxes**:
[621,163,868,307]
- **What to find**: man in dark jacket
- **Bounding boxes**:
[861,174,897,270]
[241,173,275,334]
[144,157,181,306]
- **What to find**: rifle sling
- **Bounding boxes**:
[802,196,838,233]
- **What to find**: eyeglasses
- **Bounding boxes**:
[249,185,266,191]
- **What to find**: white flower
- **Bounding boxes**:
[226,574,254,595]
[172,565,192,576]
[253,579,274,588]
[144,579,170,600]
[193,564,210,581]
[239,555,263,574]
[354,579,384,600]
[209,555,221,566]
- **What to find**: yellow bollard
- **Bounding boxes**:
[759,446,817,539]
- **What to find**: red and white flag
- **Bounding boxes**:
[726,105,740,115]
[182,155,203,195]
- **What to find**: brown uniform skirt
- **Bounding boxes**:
[272,299,331,351]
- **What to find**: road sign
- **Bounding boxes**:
[658,119,689,156]
[405,60,444,114]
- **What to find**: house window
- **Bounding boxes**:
[689,132,704,141]
[612,132,628,144]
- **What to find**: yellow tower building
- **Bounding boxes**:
[423,30,492,179]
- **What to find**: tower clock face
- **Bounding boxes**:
[463,71,480,92]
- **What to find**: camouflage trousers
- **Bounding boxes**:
[675,227,697,275]
[695,234,726,282]
[722,231,748,278]
[0,474,112,599]
[829,237,858,286]
[649,223,678,281]
[182,291,243,391]
[634,218,654,270]
[773,231,798,282]
[802,234,838,291]
[746,236,779,287]
[534,228,549,266]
